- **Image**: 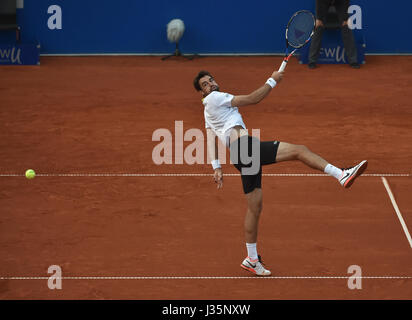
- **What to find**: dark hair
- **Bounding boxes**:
[193,70,212,91]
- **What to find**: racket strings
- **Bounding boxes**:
[287,11,315,48]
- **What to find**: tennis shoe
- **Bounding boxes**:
[339,160,368,188]
[240,255,271,276]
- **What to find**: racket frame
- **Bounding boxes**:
[278,10,316,72]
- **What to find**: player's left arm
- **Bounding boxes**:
[231,71,283,107]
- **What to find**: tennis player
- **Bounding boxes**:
[193,70,368,276]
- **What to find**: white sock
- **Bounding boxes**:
[324,164,343,180]
[246,243,258,261]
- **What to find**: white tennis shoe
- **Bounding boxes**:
[240,255,271,276]
[339,160,368,188]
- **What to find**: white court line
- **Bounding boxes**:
[0,276,411,280]
[0,173,410,177]
[381,177,412,249]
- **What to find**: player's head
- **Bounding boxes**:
[193,70,220,97]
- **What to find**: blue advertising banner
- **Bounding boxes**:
[0,42,40,65]
[0,0,409,54]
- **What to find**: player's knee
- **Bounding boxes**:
[292,144,308,160]
[300,144,309,153]
[249,200,262,215]
[256,201,263,215]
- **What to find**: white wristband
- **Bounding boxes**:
[211,159,221,170]
[265,77,277,88]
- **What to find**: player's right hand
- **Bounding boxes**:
[214,168,223,189]
[271,71,284,83]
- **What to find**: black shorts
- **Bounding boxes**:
[229,135,280,194]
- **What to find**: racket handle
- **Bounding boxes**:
[278,60,287,72]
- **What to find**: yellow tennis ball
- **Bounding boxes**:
[25,169,36,179]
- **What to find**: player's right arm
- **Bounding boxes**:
[206,128,223,189]
[231,71,284,107]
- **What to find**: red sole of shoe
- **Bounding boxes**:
[240,264,271,276]
[240,264,256,274]
[344,161,368,188]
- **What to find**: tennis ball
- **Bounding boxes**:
[25,169,36,179]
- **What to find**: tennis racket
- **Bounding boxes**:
[278,10,316,72]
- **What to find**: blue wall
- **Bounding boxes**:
[3,0,410,54]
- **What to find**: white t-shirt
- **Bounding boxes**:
[202,91,246,147]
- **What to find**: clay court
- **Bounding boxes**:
[0,55,411,299]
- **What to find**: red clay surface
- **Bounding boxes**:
[0,56,411,299]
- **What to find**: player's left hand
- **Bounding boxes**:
[214,168,223,189]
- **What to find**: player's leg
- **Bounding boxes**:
[275,142,328,171]
[244,187,262,245]
[230,137,267,263]
[240,187,271,276]
[275,142,367,188]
